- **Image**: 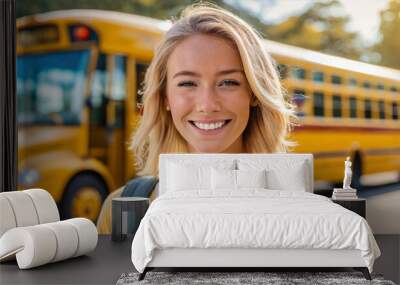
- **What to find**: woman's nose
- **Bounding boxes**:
[195,86,221,113]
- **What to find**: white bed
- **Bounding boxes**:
[131,154,380,280]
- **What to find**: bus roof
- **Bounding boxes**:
[18,9,400,82]
[17,9,172,33]
[264,40,400,82]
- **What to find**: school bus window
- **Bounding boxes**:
[332,95,342,118]
[349,97,357,118]
[110,55,127,128]
[313,92,324,117]
[364,99,372,119]
[18,25,59,47]
[291,66,306,80]
[110,55,127,100]
[136,63,149,111]
[277,63,288,79]
[348,78,357,86]
[393,102,399,120]
[331,75,342,85]
[292,89,306,116]
[312,71,324,83]
[363,81,371,89]
[390,86,398,93]
[378,100,385,120]
[90,53,108,126]
[17,49,91,126]
[377,84,385,91]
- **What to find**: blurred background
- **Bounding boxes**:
[15,0,399,234]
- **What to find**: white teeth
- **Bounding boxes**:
[193,121,226,130]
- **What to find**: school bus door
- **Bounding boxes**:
[88,53,127,188]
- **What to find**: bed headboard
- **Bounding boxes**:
[159,153,314,195]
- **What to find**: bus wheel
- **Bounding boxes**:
[61,173,108,222]
[351,152,362,190]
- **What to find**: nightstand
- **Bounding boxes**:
[112,197,149,242]
[331,198,366,218]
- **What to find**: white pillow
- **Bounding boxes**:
[266,165,307,192]
[236,169,267,188]
[167,162,209,191]
[238,159,308,192]
[211,168,236,190]
[211,168,267,190]
[167,161,235,192]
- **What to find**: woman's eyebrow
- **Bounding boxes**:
[173,69,244,78]
[216,69,244,75]
[173,71,200,78]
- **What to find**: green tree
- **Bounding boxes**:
[263,0,362,60]
[374,0,400,69]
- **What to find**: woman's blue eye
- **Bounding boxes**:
[219,79,240,86]
[177,81,196,87]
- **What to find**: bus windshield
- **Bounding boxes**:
[17,49,91,126]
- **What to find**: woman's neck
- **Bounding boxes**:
[188,136,245,153]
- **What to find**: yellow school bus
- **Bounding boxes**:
[271,41,400,189]
[16,10,400,220]
[17,10,169,220]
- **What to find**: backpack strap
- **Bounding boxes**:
[121,176,159,198]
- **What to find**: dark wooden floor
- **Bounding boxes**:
[373,235,400,284]
[0,235,398,284]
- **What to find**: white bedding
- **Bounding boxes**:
[131,189,380,273]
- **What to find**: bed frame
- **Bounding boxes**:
[141,248,371,280]
[138,154,372,281]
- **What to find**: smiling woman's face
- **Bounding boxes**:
[165,34,253,153]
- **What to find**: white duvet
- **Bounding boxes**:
[131,189,380,273]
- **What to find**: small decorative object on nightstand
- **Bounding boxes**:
[331,198,366,218]
[112,197,149,242]
[332,157,358,200]
[331,157,366,217]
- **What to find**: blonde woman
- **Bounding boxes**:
[97,3,296,234]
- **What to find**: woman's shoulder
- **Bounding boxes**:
[122,176,158,197]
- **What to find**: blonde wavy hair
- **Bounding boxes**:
[130,3,297,177]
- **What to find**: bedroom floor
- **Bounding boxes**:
[373,235,400,284]
[0,234,398,284]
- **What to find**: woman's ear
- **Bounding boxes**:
[250,96,258,107]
